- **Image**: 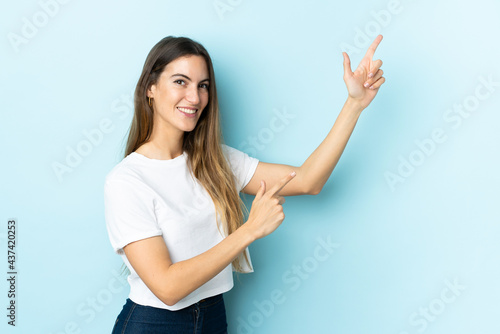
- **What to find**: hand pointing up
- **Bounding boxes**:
[343,34,385,109]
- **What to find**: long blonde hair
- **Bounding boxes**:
[124,36,251,272]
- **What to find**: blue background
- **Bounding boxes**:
[2,0,499,333]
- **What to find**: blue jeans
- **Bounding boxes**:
[111,294,227,333]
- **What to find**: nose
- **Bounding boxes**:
[185,85,200,105]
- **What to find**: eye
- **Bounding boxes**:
[199,83,209,89]
[174,79,185,85]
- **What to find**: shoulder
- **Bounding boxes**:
[221,144,259,162]
[104,154,148,191]
[220,144,259,191]
[105,155,133,182]
[220,143,233,154]
[221,144,252,161]
[221,144,246,168]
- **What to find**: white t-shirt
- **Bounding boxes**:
[104,144,259,311]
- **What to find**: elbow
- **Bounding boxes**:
[156,277,183,306]
[159,280,188,306]
[158,288,181,307]
[305,184,322,195]
[309,187,322,195]
[154,266,186,306]
[300,173,323,195]
[162,297,179,307]
[158,279,194,307]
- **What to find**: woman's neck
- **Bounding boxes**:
[136,130,184,160]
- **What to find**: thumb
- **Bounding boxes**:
[255,180,266,200]
[342,52,352,77]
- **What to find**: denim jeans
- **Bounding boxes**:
[111,294,227,334]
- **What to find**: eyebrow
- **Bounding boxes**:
[170,73,210,83]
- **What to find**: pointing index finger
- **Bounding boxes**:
[364,34,383,60]
[269,171,296,197]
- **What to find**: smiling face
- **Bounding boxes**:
[148,55,210,136]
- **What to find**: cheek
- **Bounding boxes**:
[201,92,210,108]
[158,86,182,103]
[163,90,179,103]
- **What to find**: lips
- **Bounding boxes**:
[177,106,198,118]
[177,107,197,114]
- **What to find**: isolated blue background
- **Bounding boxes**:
[2,0,499,333]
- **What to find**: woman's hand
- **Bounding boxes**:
[343,34,385,110]
[244,171,296,240]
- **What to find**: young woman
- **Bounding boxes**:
[104,35,384,333]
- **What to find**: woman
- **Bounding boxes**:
[104,35,384,333]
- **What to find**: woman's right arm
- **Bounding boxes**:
[123,171,296,306]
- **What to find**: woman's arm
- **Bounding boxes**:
[242,35,385,197]
[123,226,254,306]
[242,98,364,196]
[124,172,295,306]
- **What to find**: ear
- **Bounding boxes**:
[147,83,156,98]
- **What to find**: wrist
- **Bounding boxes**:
[345,96,366,114]
[239,220,258,243]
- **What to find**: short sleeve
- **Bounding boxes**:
[104,178,163,254]
[221,144,259,192]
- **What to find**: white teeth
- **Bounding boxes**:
[178,107,197,114]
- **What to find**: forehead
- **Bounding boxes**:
[162,55,209,78]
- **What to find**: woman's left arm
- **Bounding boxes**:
[242,35,385,197]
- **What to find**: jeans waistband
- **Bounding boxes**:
[194,293,223,308]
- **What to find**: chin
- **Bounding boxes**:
[181,124,199,133]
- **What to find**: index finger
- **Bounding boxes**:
[268,171,296,197]
[364,34,383,60]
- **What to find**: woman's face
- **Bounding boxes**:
[148,55,210,135]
